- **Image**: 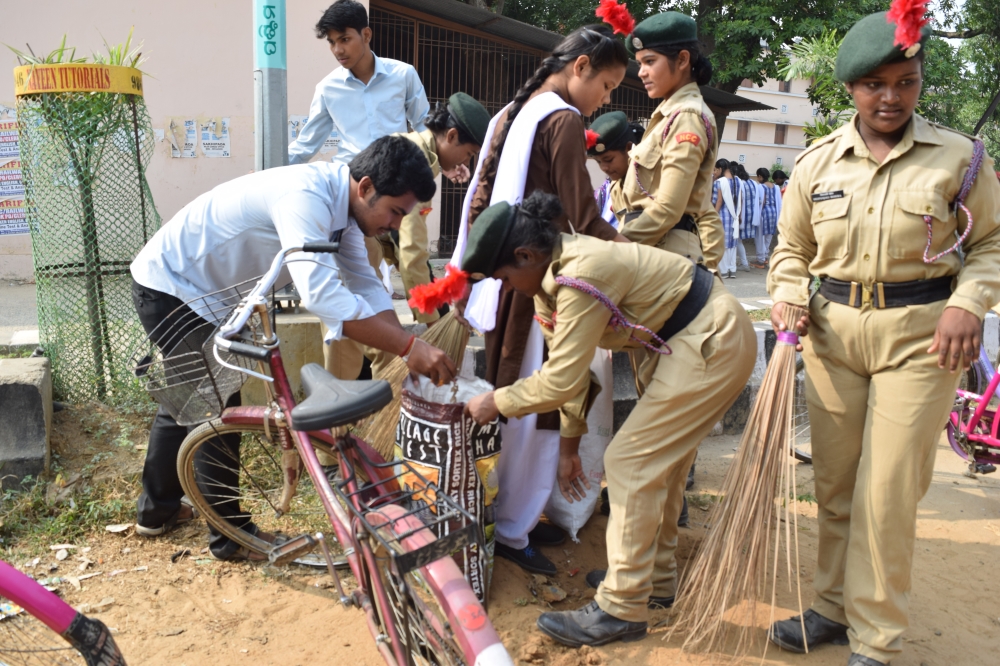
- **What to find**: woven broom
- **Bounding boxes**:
[667,304,809,658]
[355,310,471,461]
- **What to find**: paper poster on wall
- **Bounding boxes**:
[200,117,231,158]
[169,118,197,158]
[288,114,308,144]
[0,104,27,236]
[320,128,340,155]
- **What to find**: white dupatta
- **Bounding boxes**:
[448,92,577,331]
[717,176,740,240]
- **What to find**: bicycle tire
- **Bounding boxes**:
[365,504,513,666]
[177,419,336,558]
[0,561,126,666]
[792,358,812,464]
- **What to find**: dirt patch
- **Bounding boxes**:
[3,416,999,665]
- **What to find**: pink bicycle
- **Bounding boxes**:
[0,559,126,665]
[132,244,513,666]
[947,345,1000,477]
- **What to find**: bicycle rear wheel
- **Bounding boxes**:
[365,504,512,666]
[177,420,336,558]
[0,562,125,666]
[792,358,812,464]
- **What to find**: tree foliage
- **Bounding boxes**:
[503,0,881,93]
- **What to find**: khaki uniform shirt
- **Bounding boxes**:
[379,130,441,324]
[619,83,725,270]
[493,233,696,436]
[768,113,1000,319]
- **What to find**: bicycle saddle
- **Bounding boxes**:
[289,363,393,431]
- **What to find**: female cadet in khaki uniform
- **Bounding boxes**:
[587,110,646,228]
[325,93,490,380]
[464,191,756,646]
[766,7,1000,666]
[617,12,724,270]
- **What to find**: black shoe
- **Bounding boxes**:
[537,601,647,647]
[600,486,610,516]
[528,522,566,547]
[686,464,695,490]
[495,542,556,576]
[769,609,849,653]
[583,570,674,609]
[677,496,689,528]
[848,654,888,666]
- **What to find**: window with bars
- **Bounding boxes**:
[370,2,658,254]
[778,80,792,93]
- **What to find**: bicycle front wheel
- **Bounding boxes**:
[0,561,126,666]
[365,504,512,666]
[177,420,336,557]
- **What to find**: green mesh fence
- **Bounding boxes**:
[16,77,160,403]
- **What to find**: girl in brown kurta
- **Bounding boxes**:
[459,23,629,575]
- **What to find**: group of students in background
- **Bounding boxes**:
[712,160,786,278]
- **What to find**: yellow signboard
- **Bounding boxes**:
[14,64,143,97]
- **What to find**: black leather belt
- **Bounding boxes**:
[819,276,952,309]
[657,264,714,341]
[621,211,697,233]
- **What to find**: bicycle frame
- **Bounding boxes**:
[948,345,1000,470]
[216,332,504,666]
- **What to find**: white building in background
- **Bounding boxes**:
[719,77,819,174]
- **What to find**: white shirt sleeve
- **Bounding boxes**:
[269,192,392,341]
[289,83,335,165]
[405,67,430,133]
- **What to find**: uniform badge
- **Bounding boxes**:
[675,132,700,146]
[419,207,433,216]
[596,143,606,153]
[632,36,643,50]
[904,43,921,58]
[811,190,845,202]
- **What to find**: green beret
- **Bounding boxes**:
[462,201,515,280]
[834,12,932,82]
[627,12,698,56]
[588,111,630,156]
[448,92,491,146]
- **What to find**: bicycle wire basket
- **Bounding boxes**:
[130,278,272,426]
[334,437,484,577]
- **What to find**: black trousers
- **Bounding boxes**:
[132,278,256,558]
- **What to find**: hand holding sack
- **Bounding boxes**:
[394,375,501,604]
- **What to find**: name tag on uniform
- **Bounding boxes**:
[811,190,845,202]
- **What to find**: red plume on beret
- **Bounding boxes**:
[585,129,600,150]
[407,264,469,314]
[886,0,930,50]
[595,0,636,36]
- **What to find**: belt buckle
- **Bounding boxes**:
[857,282,885,309]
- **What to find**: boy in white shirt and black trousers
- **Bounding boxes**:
[130,136,456,560]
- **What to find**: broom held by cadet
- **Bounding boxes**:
[766,7,1000,664]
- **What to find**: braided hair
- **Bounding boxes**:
[479,24,629,191]
[495,191,564,269]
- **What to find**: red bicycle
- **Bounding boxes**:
[0,559,126,665]
[133,244,512,666]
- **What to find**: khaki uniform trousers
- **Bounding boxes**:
[595,280,756,622]
[803,295,960,663]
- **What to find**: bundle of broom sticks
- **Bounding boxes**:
[667,304,809,658]
[354,310,471,461]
